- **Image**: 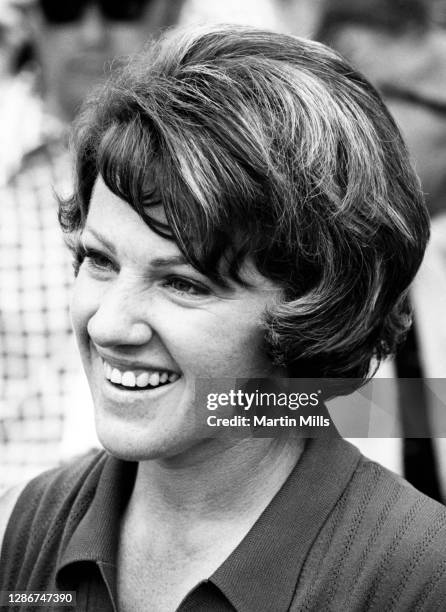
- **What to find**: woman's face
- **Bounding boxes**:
[71,177,283,461]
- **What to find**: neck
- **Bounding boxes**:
[129,436,304,526]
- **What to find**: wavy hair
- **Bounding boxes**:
[59,24,429,391]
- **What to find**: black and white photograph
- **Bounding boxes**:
[1,1,446,610]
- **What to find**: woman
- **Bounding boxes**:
[1,25,445,612]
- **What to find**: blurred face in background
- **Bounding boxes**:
[330,25,446,218]
[32,0,184,121]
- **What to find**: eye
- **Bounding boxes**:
[164,276,211,297]
[85,249,115,272]
[71,242,116,277]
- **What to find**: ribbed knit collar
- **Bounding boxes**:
[57,438,360,612]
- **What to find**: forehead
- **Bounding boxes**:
[85,176,181,260]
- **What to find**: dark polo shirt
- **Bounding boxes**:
[2,438,446,611]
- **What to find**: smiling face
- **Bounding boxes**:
[71,177,283,461]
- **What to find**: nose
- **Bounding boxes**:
[87,282,153,349]
[78,5,108,47]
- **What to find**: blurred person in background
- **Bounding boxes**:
[313,0,446,501]
[0,0,40,183]
[31,0,187,123]
[0,0,186,493]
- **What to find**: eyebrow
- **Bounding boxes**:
[82,227,117,255]
[82,227,188,268]
[149,255,189,268]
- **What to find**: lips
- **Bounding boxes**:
[102,359,180,390]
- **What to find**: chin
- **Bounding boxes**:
[93,409,206,463]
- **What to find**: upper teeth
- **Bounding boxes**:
[103,361,179,388]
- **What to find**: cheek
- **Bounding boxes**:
[159,304,269,377]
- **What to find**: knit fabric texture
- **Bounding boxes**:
[1,442,446,611]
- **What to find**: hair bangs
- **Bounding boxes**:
[95,114,262,287]
[97,119,158,222]
[157,139,267,287]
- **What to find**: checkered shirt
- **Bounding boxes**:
[0,133,96,494]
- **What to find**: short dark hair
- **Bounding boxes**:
[317,0,432,44]
[60,25,429,389]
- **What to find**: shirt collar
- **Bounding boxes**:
[57,438,360,612]
[58,455,137,571]
[210,437,360,612]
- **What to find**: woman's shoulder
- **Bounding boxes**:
[346,453,446,546]
[0,449,106,558]
[342,454,446,598]
[296,448,446,609]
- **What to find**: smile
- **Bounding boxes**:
[102,360,180,390]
